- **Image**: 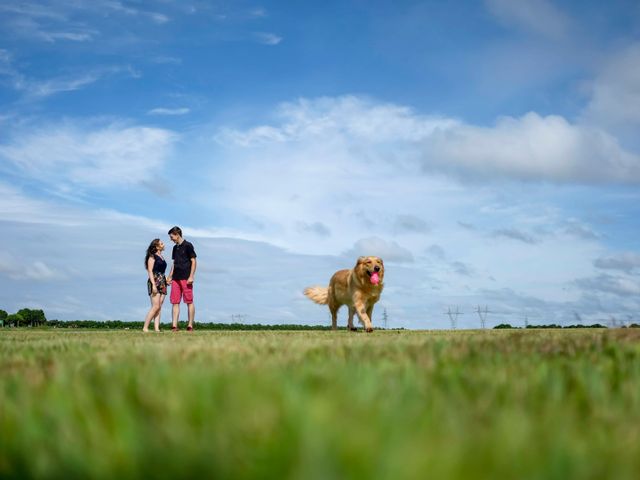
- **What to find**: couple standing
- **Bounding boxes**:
[143,226,197,332]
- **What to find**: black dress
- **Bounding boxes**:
[147,254,168,296]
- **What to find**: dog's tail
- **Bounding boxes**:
[303,286,329,305]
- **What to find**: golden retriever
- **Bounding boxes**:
[304,256,384,332]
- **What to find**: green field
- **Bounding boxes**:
[2,329,640,479]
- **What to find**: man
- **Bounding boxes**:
[167,226,197,331]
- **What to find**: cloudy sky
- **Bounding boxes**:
[1,0,639,328]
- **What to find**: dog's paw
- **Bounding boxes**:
[365,327,374,333]
[349,327,358,332]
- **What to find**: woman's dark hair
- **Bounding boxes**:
[168,226,182,237]
[145,239,161,269]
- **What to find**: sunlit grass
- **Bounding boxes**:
[1,329,640,479]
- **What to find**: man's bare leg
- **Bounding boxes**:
[187,303,195,329]
[172,303,180,329]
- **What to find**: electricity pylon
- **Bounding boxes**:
[445,306,462,330]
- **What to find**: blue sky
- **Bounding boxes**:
[1,0,640,328]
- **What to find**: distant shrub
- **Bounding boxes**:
[494,324,514,329]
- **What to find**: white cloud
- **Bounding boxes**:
[423,112,640,184]
[147,107,191,116]
[0,0,170,49]
[344,237,415,264]
[0,254,59,281]
[217,96,455,146]
[485,0,570,39]
[0,121,177,188]
[0,56,139,99]
[47,31,95,42]
[218,96,640,185]
[24,71,105,97]
[254,32,282,45]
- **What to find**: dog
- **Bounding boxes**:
[304,256,384,332]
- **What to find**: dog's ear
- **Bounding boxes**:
[378,257,384,266]
[356,256,366,266]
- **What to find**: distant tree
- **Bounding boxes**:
[0,309,7,327]
[17,309,33,326]
[494,324,514,329]
[33,309,46,326]
[6,313,23,327]
[17,308,47,327]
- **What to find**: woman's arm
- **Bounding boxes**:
[147,257,158,293]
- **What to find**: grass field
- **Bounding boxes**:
[1,329,640,479]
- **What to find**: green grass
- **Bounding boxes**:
[1,329,640,479]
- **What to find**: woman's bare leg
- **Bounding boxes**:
[154,295,165,331]
[143,295,161,332]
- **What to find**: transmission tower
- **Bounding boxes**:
[521,311,541,328]
[382,308,388,329]
[445,306,463,330]
[475,305,490,329]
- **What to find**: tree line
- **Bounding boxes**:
[0,311,347,330]
[493,323,640,329]
[45,320,341,330]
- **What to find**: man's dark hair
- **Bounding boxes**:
[168,226,182,237]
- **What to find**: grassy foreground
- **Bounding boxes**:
[1,329,640,479]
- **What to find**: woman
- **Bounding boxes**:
[142,239,168,332]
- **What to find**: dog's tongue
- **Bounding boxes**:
[370,272,380,285]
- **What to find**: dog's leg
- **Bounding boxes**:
[366,305,374,329]
[348,306,357,331]
[354,298,374,333]
[329,304,338,331]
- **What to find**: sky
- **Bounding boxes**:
[1,0,639,329]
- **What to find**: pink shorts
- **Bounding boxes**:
[170,279,194,305]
